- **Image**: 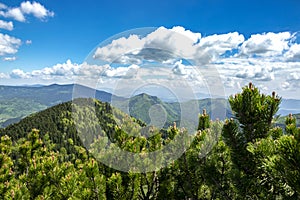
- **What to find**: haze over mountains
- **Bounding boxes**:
[0,84,299,128]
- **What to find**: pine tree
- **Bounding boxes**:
[222,82,281,197]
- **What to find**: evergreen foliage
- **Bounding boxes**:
[0,83,299,199]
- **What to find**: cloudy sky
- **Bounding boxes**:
[1,0,300,99]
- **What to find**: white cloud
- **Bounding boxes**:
[142,26,201,59]
[93,26,196,63]
[31,59,80,79]
[0,3,7,10]
[77,62,110,77]
[0,1,54,22]
[2,60,141,82]
[171,26,201,43]
[239,32,292,57]
[169,60,206,88]
[102,64,140,78]
[281,81,290,90]
[0,19,13,30]
[2,56,16,61]
[20,1,54,20]
[0,7,25,22]
[235,66,274,81]
[1,26,300,99]
[22,60,129,80]
[281,70,300,92]
[172,60,187,75]
[10,69,30,79]
[1,57,300,99]
[93,34,144,63]
[223,77,241,89]
[194,32,244,64]
[287,72,300,81]
[284,43,300,61]
[0,72,9,79]
[0,2,53,59]
[93,26,243,65]
[0,33,22,56]
[197,32,244,51]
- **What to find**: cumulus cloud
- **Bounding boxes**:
[172,60,187,75]
[0,7,25,22]
[235,66,274,81]
[171,26,201,43]
[4,60,140,81]
[10,69,30,79]
[239,32,292,57]
[93,26,202,64]
[169,60,206,88]
[142,26,201,59]
[93,34,144,63]
[2,26,300,99]
[0,1,54,22]
[194,32,244,64]
[20,1,54,20]
[102,64,140,78]
[31,59,80,79]
[0,33,22,56]
[0,19,13,30]
[93,26,244,66]
[0,1,53,59]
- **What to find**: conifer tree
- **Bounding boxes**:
[222,82,281,197]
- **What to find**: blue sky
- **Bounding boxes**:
[1,0,300,99]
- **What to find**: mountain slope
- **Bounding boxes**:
[0,98,132,153]
[0,84,123,127]
[278,99,300,116]
[117,93,180,128]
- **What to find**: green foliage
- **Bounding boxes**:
[229,82,281,142]
[276,113,300,125]
[197,109,210,131]
[224,82,300,199]
[0,98,47,128]
[0,83,299,199]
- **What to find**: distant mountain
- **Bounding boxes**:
[277,99,300,116]
[0,84,123,127]
[113,93,231,129]
[2,84,298,129]
[0,83,122,106]
[20,84,45,87]
[114,93,181,128]
[0,84,232,128]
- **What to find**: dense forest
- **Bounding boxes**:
[0,83,299,199]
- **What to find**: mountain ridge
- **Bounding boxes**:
[1,84,299,128]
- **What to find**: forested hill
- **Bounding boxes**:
[0,84,122,127]
[0,98,139,153]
